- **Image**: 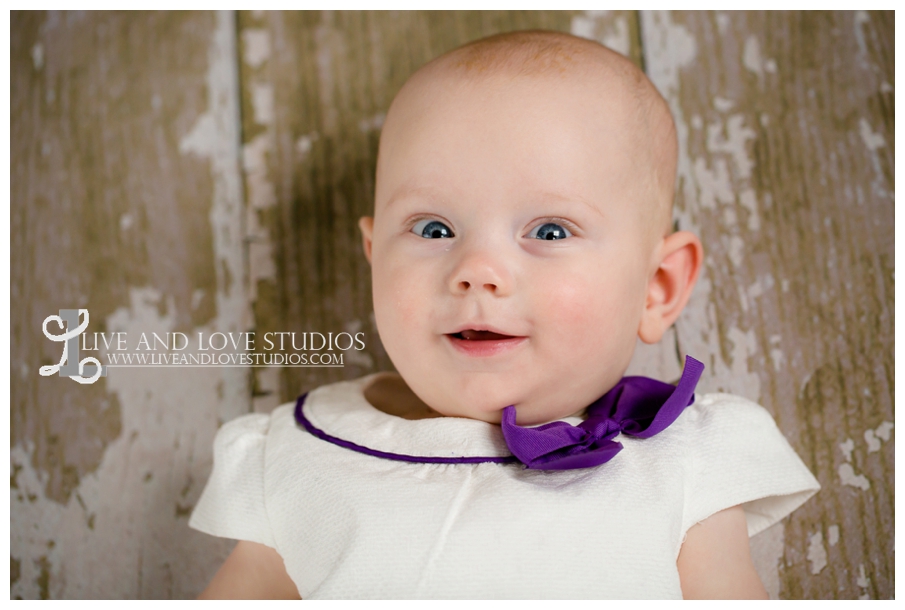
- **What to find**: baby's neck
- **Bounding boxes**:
[363,373,445,420]
[363,373,587,422]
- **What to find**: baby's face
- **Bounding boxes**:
[363,71,661,425]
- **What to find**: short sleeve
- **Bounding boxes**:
[682,393,820,538]
[189,413,277,549]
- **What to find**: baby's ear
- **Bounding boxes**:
[638,231,703,344]
[358,216,375,264]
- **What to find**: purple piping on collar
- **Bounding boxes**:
[294,394,518,465]
[294,355,703,470]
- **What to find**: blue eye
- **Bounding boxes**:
[413,219,455,239]
[529,222,572,240]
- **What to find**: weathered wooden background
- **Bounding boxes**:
[10,10,893,599]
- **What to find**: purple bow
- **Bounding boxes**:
[501,356,704,470]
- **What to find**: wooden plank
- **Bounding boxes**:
[16,9,888,600]
[11,10,247,598]
[641,10,893,599]
[236,9,643,412]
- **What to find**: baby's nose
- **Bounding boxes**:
[448,251,514,297]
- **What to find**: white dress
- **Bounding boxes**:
[189,373,819,599]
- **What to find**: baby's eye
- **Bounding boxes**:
[528,222,572,240]
[412,219,455,239]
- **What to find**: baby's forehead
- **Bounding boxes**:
[376,31,677,233]
[421,33,644,107]
[390,34,662,156]
[438,30,637,84]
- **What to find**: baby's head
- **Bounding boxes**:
[359,31,702,425]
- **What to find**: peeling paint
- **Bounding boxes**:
[706,115,757,179]
[874,421,893,442]
[838,463,870,491]
[722,326,761,399]
[827,524,839,547]
[198,10,251,391]
[769,348,784,372]
[747,274,773,300]
[839,438,855,462]
[12,283,243,597]
[692,157,734,209]
[296,132,319,156]
[191,288,206,311]
[314,22,340,134]
[251,83,274,126]
[713,96,734,112]
[10,447,65,599]
[858,118,885,151]
[864,421,893,452]
[639,9,894,599]
[852,11,870,57]
[863,429,881,453]
[739,189,760,230]
[238,14,282,415]
[12,11,247,597]
[640,12,696,101]
[357,112,385,133]
[570,11,631,58]
[31,42,43,69]
[570,14,597,40]
[242,133,277,212]
[243,132,277,304]
[742,36,761,75]
[179,112,216,157]
[715,12,730,33]
[242,28,270,68]
[727,235,744,268]
[856,563,869,588]
[807,531,827,574]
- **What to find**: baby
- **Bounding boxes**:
[190,31,819,599]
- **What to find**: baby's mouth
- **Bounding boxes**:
[450,329,515,341]
[445,328,526,357]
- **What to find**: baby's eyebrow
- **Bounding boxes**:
[533,190,605,218]
[383,184,604,218]
[382,184,450,211]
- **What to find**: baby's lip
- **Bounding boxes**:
[444,326,527,358]
[445,325,524,341]
[451,329,513,341]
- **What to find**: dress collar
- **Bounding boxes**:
[297,357,702,468]
[299,374,519,461]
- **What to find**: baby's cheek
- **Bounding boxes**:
[372,262,433,341]
[540,273,611,324]
[541,272,639,349]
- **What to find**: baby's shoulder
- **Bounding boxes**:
[668,392,820,537]
[210,403,297,453]
[189,404,298,548]
[679,391,781,433]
